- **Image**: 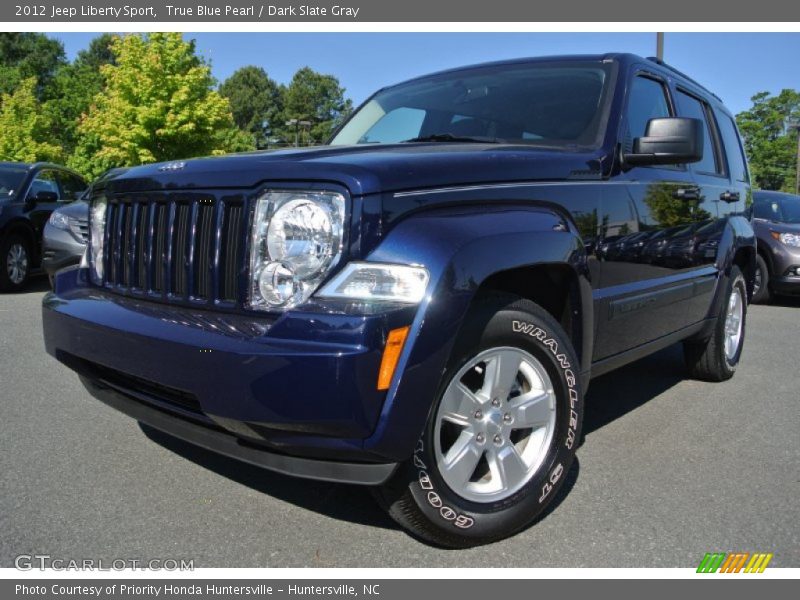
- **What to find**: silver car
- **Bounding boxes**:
[42,199,88,286]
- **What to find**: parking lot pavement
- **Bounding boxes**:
[1,277,798,568]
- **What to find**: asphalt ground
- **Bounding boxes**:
[1,276,798,568]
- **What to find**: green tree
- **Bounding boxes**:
[45,34,117,157]
[279,67,353,144]
[0,33,66,98]
[219,66,284,148]
[735,90,800,192]
[0,77,63,163]
[70,33,253,179]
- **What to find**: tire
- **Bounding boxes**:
[374,293,582,548]
[751,254,772,304]
[683,265,747,382]
[0,234,32,292]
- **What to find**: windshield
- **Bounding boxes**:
[756,195,800,224]
[0,167,28,197]
[330,61,614,148]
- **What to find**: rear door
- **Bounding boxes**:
[594,70,705,360]
[671,88,743,273]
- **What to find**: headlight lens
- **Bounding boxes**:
[317,262,430,304]
[89,197,107,284]
[49,211,70,230]
[777,232,800,247]
[249,190,345,310]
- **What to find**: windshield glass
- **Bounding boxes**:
[775,197,800,224]
[0,167,28,197]
[755,195,800,224]
[330,61,614,148]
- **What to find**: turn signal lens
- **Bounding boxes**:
[377,326,410,391]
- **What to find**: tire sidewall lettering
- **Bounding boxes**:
[409,314,582,534]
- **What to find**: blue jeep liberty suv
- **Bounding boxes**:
[43,54,756,547]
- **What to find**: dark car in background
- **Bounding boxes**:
[749,190,800,303]
[42,199,89,286]
[0,162,88,291]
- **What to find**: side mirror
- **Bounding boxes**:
[30,190,59,203]
[624,117,704,167]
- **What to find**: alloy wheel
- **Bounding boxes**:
[6,243,28,285]
[434,347,557,503]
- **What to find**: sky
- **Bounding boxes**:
[50,32,800,116]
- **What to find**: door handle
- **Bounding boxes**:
[672,187,700,201]
[719,191,740,203]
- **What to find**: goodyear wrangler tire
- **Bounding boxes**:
[683,265,747,382]
[374,293,582,548]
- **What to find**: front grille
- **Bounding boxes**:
[100,195,246,305]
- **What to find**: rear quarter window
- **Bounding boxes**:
[714,109,749,182]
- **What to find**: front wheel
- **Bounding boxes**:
[374,293,582,548]
[751,254,772,304]
[683,265,747,382]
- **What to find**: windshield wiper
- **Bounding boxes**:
[402,133,502,144]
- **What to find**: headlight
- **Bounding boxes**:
[775,232,800,247]
[317,262,430,304]
[89,197,107,284]
[49,211,70,230]
[249,190,345,310]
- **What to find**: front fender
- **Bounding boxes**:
[361,205,591,460]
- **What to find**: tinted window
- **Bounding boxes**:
[0,167,27,197]
[714,110,748,182]
[59,172,87,202]
[625,76,671,149]
[28,170,60,200]
[752,198,773,220]
[332,63,613,147]
[675,91,719,174]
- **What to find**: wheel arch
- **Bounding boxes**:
[362,203,594,461]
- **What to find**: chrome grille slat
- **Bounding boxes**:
[99,195,246,307]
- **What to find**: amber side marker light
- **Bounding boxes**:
[377,326,410,390]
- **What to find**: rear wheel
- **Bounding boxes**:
[374,293,582,548]
[0,234,32,292]
[751,254,772,304]
[684,265,747,382]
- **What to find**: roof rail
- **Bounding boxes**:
[645,57,722,102]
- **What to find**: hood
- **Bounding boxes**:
[93,144,607,197]
[52,200,89,218]
[754,218,800,234]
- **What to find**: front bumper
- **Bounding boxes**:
[770,274,800,295]
[767,242,800,295]
[78,375,397,484]
[43,268,416,478]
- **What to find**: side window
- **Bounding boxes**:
[59,173,87,202]
[625,75,671,150]
[674,90,720,175]
[28,170,61,200]
[714,110,749,182]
